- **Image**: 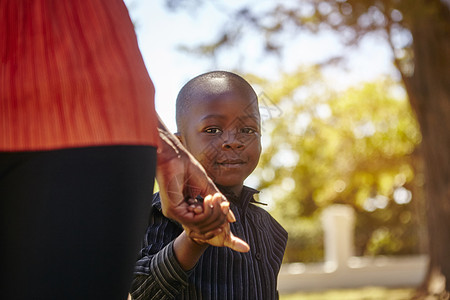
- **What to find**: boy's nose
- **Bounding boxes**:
[221,131,244,150]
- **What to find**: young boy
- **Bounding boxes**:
[130,71,288,300]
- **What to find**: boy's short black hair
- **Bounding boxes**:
[175,71,258,133]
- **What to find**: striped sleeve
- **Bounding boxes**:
[130,193,189,300]
[131,242,189,300]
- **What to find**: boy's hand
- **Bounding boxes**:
[184,194,250,253]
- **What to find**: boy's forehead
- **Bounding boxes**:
[194,77,233,95]
[191,97,260,127]
[177,74,260,132]
[193,77,256,103]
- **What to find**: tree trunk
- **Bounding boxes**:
[401,0,450,295]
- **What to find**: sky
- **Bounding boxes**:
[123,0,396,132]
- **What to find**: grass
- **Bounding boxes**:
[280,287,416,300]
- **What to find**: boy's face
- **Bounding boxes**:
[180,79,261,195]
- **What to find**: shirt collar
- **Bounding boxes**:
[218,185,266,211]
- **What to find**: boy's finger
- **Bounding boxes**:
[195,195,227,225]
[202,194,214,214]
[226,208,236,223]
[211,193,236,223]
[193,206,203,214]
[224,234,250,253]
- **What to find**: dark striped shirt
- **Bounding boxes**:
[131,186,288,300]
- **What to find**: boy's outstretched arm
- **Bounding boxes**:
[156,115,249,252]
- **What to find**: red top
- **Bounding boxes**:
[0,0,158,151]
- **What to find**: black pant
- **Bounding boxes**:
[0,145,156,299]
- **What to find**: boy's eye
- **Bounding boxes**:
[241,127,257,134]
[204,127,222,134]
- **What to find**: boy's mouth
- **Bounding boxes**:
[217,159,245,168]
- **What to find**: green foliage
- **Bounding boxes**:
[164,0,447,77]
[252,68,423,262]
[281,217,324,263]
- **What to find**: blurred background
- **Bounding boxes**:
[124,0,449,298]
